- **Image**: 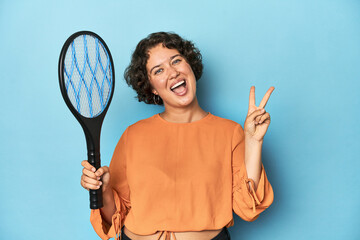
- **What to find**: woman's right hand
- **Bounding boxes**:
[80,160,111,193]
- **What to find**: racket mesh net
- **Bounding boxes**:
[63,34,113,118]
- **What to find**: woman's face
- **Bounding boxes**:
[146,43,197,109]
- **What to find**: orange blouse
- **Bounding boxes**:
[90,113,274,240]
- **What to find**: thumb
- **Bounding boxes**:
[96,166,111,192]
[94,166,109,177]
[247,108,265,122]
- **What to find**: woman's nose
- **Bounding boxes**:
[168,66,179,79]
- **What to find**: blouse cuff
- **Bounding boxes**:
[90,189,129,240]
[245,165,267,213]
[234,164,272,215]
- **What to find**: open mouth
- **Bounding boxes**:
[170,80,187,95]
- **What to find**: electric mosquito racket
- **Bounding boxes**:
[58,31,115,209]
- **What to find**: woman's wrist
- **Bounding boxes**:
[245,134,263,147]
[244,135,263,190]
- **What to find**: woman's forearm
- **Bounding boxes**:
[99,188,116,225]
[244,137,263,191]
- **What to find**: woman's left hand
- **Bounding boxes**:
[244,86,275,142]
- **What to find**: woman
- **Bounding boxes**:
[81,32,275,240]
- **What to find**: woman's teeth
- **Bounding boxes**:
[170,80,185,91]
[171,80,187,95]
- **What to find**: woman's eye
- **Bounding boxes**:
[172,59,181,64]
[154,69,163,75]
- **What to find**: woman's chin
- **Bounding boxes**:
[162,89,197,108]
[175,96,197,107]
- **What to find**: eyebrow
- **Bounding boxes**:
[150,54,182,74]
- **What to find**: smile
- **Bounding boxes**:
[170,79,187,96]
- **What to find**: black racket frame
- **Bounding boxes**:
[58,31,115,209]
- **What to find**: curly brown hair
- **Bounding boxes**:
[124,32,203,105]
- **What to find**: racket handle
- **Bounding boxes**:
[88,151,104,209]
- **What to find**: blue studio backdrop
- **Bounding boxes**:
[0,0,359,239]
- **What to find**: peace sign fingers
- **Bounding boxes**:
[247,86,275,116]
[245,85,275,142]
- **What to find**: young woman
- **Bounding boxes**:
[81,32,275,240]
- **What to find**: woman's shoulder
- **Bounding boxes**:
[124,114,159,133]
[209,113,243,129]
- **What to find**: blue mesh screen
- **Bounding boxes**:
[63,34,113,118]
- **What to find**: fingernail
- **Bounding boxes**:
[99,182,102,185]
[261,109,265,113]
[92,168,95,172]
[97,177,100,180]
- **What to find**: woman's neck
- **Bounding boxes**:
[160,98,207,123]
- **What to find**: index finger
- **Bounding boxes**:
[81,160,96,172]
[258,86,275,108]
[249,86,256,107]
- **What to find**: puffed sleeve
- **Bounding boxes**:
[90,127,131,240]
[232,124,274,222]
